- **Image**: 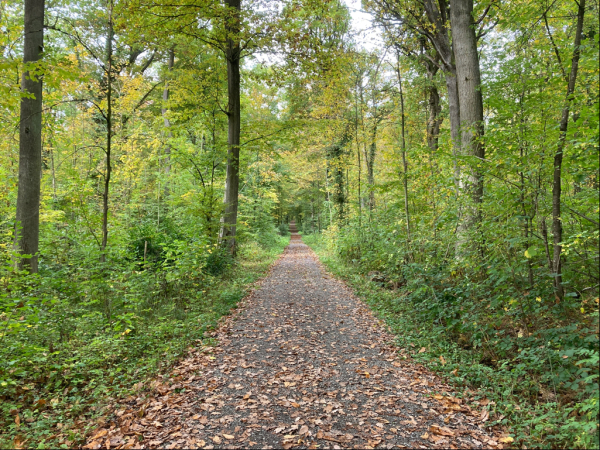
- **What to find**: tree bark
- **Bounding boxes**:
[100,7,113,262]
[551,0,586,301]
[219,0,241,254]
[15,0,45,273]
[396,59,411,241]
[162,47,175,179]
[422,0,461,185]
[426,61,443,152]
[450,0,485,257]
[366,125,376,211]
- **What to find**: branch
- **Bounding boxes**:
[240,126,289,147]
[564,205,599,226]
[543,11,569,83]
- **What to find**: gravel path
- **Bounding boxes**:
[84,226,506,449]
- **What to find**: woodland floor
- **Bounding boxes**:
[83,227,508,449]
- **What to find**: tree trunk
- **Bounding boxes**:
[551,0,586,301]
[396,60,411,241]
[219,0,241,254]
[422,0,461,186]
[15,0,45,273]
[162,47,175,180]
[450,0,485,257]
[426,62,442,152]
[366,125,376,211]
[100,8,113,262]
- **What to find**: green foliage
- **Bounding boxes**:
[305,231,599,449]
[0,232,288,448]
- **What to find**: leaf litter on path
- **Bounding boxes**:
[84,231,508,449]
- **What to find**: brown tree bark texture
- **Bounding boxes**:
[220,0,242,253]
[100,15,113,262]
[15,0,45,273]
[551,0,586,300]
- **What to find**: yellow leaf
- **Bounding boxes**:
[500,436,514,443]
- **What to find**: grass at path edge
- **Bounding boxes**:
[0,237,289,449]
[303,234,598,449]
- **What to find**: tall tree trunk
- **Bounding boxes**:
[162,47,175,181]
[366,125,376,211]
[100,6,113,263]
[450,0,485,257]
[219,0,241,254]
[15,0,45,273]
[551,0,586,301]
[422,0,461,186]
[426,62,442,152]
[396,59,411,241]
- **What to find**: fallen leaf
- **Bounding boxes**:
[418,347,427,353]
[299,425,309,435]
[223,434,235,440]
[90,429,108,441]
[499,436,514,443]
[440,355,446,365]
[480,409,489,422]
[211,436,222,444]
[430,424,454,436]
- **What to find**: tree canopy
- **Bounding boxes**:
[1,0,598,447]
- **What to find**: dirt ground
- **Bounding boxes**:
[84,226,507,449]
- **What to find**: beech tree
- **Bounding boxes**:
[15,0,45,272]
[450,0,485,255]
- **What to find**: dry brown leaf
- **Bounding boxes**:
[480,409,490,422]
[211,436,222,444]
[430,424,454,436]
[299,425,309,435]
[418,347,427,353]
[223,434,235,440]
[90,429,108,441]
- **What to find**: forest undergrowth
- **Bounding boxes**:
[0,230,288,449]
[304,231,599,449]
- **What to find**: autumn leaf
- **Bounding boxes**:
[90,429,108,441]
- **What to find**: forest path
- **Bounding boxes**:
[84,225,504,449]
